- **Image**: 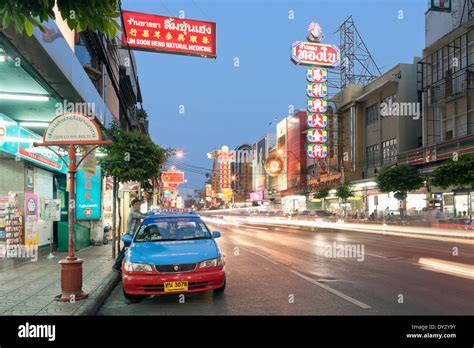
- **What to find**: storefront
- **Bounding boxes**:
[367,191,428,217]
[430,188,473,221]
[282,195,307,212]
[0,113,68,263]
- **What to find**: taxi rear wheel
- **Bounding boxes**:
[213,280,226,294]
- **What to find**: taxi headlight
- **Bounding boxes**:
[124,262,153,272]
[199,256,224,268]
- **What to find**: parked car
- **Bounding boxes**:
[121,212,226,300]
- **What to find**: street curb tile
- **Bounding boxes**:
[73,271,121,316]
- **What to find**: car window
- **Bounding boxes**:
[134,217,212,242]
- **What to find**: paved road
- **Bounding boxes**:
[98,218,474,315]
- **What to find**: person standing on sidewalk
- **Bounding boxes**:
[112,198,145,272]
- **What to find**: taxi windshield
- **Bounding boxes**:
[134,217,212,242]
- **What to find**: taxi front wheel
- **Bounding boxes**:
[213,280,226,294]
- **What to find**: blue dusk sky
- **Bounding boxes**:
[122,0,427,191]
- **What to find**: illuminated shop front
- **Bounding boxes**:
[0,22,113,262]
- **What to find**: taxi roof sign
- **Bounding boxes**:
[158,207,193,214]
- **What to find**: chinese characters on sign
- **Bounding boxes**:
[306,68,329,159]
[162,171,185,184]
[76,166,102,220]
[290,30,339,160]
[216,146,235,193]
[307,144,328,159]
[121,11,217,58]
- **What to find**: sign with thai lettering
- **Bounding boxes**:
[121,11,216,58]
[291,42,340,67]
[44,113,101,143]
[162,171,185,184]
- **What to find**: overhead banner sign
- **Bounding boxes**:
[121,11,217,58]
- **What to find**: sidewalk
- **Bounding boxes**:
[0,244,120,315]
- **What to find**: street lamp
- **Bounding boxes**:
[175,150,184,158]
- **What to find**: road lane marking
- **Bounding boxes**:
[236,239,372,310]
[289,270,371,309]
[241,225,269,230]
[244,248,279,264]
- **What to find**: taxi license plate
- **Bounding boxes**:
[164,281,188,292]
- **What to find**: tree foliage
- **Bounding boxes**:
[335,183,354,201]
[430,154,474,189]
[99,122,172,183]
[136,108,148,120]
[0,0,121,37]
[376,165,424,200]
[314,186,330,200]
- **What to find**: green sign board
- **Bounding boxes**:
[0,113,68,174]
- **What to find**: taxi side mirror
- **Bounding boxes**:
[122,234,133,246]
[212,231,221,239]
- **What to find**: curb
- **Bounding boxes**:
[73,271,121,316]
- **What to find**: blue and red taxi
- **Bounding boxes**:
[121,209,226,299]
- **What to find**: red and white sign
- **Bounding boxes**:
[221,162,230,189]
[307,83,328,98]
[18,147,62,169]
[307,128,328,143]
[307,98,328,113]
[291,41,340,67]
[121,11,216,58]
[307,67,328,82]
[162,171,185,184]
[307,113,327,128]
[307,144,328,159]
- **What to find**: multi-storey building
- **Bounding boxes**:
[231,144,252,203]
[0,9,144,267]
[331,60,423,215]
[400,0,474,218]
